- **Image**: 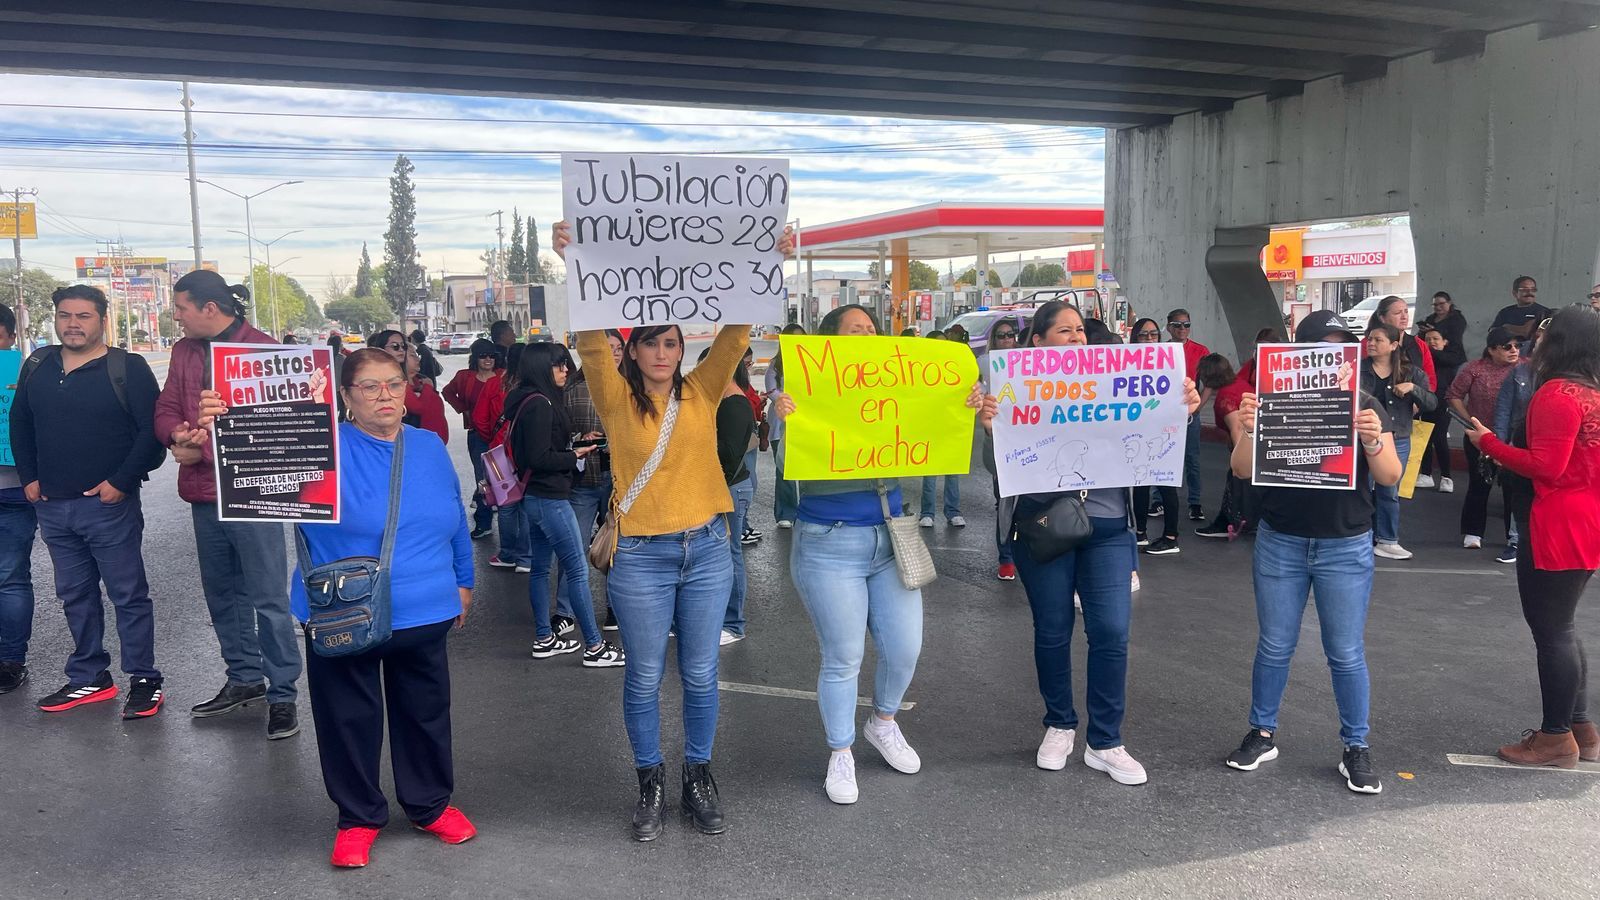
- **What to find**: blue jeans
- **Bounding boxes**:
[607,517,733,767]
[557,473,613,618]
[498,500,528,565]
[1372,434,1411,544]
[523,496,601,646]
[1250,521,1374,747]
[1184,414,1202,507]
[466,433,494,533]
[723,476,755,635]
[1012,516,1134,750]
[919,474,961,520]
[191,504,302,702]
[791,520,923,749]
[35,494,159,682]
[991,477,1013,565]
[772,440,799,523]
[0,500,37,663]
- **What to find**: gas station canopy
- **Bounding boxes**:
[797,203,1103,261]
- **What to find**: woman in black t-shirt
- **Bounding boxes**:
[1221,310,1401,796]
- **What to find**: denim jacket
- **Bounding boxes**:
[1493,360,1535,439]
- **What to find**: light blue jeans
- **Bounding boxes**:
[608,517,733,768]
[1372,434,1411,544]
[723,476,755,636]
[791,520,923,750]
[1250,520,1374,747]
[523,496,601,646]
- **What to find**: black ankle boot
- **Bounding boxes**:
[633,764,665,841]
[680,761,726,835]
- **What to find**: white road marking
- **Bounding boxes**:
[719,681,915,710]
[1446,753,1600,773]
[1377,567,1505,576]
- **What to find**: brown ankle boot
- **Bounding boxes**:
[1498,729,1580,768]
[1572,721,1599,762]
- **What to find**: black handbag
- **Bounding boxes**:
[1014,490,1092,564]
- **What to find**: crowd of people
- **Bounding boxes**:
[0,247,1596,867]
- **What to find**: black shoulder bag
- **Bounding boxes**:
[1013,490,1092,564]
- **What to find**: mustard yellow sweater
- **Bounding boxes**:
[577,327,747,536]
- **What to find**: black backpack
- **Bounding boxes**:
[18,345,167,476]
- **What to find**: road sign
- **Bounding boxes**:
[982,289,994,302]
[1097,272,1116,282]
[0,203,36,239]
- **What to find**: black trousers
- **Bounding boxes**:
[1460,440,1512,542]
[1514,527,1594,733]
[1132,485,1180,539]
[1416,407,1453,478]
[305,619,455,829]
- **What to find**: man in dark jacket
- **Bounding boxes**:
[13,285,165,719]
[157,270,301,740]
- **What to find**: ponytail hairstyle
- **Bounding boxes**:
[173,269,250,319]
[1367,322,1412,383]
[620,325,685,419]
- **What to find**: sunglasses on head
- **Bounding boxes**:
[1168,321,1191,329]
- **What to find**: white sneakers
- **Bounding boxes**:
[1036,727,1075,770]
[1463,534,1483,549]
[776,519,794,529]
[824,750,858,804]
[1373,542,1413,560]
[949,515,967,527]
[1439,477,1455,493]
[1131,571,1141,592]
[918,516,934,528]
[864,716,922,773]
[1084,745,1149,785]
[1415,474,1435,489]
[719,629,744,646]
[1036,728,1147,784]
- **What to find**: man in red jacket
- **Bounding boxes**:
[1168,308,1211,522]
[156,270,302,740]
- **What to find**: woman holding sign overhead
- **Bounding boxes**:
[771,304,985,807]
[1224,309,1400,795]
[978,301,1200,788]
[553,220,790,842]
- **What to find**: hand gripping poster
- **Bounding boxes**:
[211,343,341,522]
[1251,343,1360,490]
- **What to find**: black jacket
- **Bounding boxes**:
[12,348,163,496]
[1421,309,1468,370]
[1360,359,1437,437]
[505,387,578,500]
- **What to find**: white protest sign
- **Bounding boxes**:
[561,153,790,330]
[990,344,1188,498]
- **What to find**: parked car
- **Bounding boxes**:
[1339,293,1416,337]
[527,324,554,343]
[946,307,1034,373]
[436,332,479,354]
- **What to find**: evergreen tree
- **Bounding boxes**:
[527,216,544,283]
[381,154,422,317]
[353,242,373,297]
[507,209,528,283]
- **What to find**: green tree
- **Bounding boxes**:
[507,209,528,283]
[16,267,62,338]
[381,154,422,317]
[1018,263,1039,287]
[1035,263,1066,286]
[157,309,179,339]
[956,267,1003,288]
[324,294,392,333]
[250,264,323,333]
[354,242,374,297]
[866,260,938,291]
[527,216,544,283]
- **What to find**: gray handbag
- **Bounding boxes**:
[876,481,937,590]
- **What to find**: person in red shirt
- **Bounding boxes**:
[1469,306,1600,769]
[1168,308,1210,522]
[443,339,504,539]
[368,331,449,445]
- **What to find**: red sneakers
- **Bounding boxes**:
[416,806,477,844]
[997,563,1018,581]
[330,827,380,868]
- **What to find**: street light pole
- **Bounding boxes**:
[229,228,300,337]
[200,179,301,326]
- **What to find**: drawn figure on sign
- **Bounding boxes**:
[1122,435,1143,464]
[1133,465,1150,485]
[1049,440,1090,487]
[1146,424,1181,461]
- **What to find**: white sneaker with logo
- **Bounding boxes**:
[824,750,858,804]
[1036,726,1075,770]
[918,516,934,528]
[1373,542,1413,560]
[863,716,921,774]
[1084,744,1149,785]
[1414,474,1435,489]
[1439,477,1455,493]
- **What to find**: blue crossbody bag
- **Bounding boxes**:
[295,428,403,657]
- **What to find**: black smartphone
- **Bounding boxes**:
[1447,408,1474,430]
[573,437,607,449]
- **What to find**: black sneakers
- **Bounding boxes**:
[1143,536,1181,556]
[0,661,26,694]
[1195,519,1232,539]
[633,764,665,842]
[551,614,577,638]
[1226,729,1279,771]
[190,681,267,717]
[122,677,164,719]
[1189,504,1205,522]
[37,671,117,712]
[681,761,726,835]
[603,608,619,632]
[530,635,581,659]
[267,702,300,740]
[1340,746,1383,794]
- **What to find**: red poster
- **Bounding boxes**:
[210,343,341,522]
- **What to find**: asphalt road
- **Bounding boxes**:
[2,352,1597,899]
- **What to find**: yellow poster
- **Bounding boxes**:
[1398,420,1434,499]
[0,202,36,240]
[780,334,978,480]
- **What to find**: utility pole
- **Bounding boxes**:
[182,82,203,267]
[200,179,301,326]
[7,187,37,335]
[491,209,505,325]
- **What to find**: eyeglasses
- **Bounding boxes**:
[1136,329,1162,338]
[352,378,406,399]
[1168,321,1192,329]
[1589,293,1600,300]
[1492,343,1518,351]
[992,331,1017,341]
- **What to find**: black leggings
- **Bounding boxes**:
[1133,485,1179,539]
[1417,407,1452,478]
[1515,537,1594,733]
[1460,439,1512,542]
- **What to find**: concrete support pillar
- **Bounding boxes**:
[1205,226,1283,356]
[974,234,990,292]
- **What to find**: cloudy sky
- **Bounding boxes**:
[1,73,1105,299]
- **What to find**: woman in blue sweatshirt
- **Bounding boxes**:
[207,347,477,868]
